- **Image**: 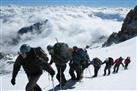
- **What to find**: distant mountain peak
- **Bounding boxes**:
[103,5,137,47]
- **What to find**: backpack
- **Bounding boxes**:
[33,47,55,75]
[70,52,81,65]
[77,48,90,68]
[33,47,49,62]
[92,58,102,66]
[114,58,122,65]
[125,59,130,64]
[53,42,71,63]
[108,57,114,65]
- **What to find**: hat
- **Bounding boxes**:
[47,45,53,50]
[20,44,31,53]
[73,46,78,50]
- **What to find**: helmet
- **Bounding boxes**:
[86,45,90,49]
[127,56,130,59]
[119,57,123,60]
[20,44,31,53]
[106,58,109,61]
[73,46,78,51]
[47,45,53,50]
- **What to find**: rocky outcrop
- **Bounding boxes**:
[0,52,4,60]
[11,19,48,45]
[103,6,137,47]
[18,19,48,35]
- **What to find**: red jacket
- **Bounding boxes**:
[114,59,122,65]
[124,59,131,64]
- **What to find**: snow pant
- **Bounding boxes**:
[93,66,100,77]
[113,64,120,73]
[56,64,67,85]
[104,66,111,76]
[69,64,83,80]
[82,62,90,71]
[124,63,129,70]
[26,73,42,91]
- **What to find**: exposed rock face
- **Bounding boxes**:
[103,6,137,47]
[18,19,48,35]
[11,19,48,45]
[0,52,4,60]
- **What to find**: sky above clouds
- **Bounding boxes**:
[1,0,137,7]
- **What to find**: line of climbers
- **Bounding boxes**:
[11,43,131,91]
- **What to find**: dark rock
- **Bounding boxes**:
[0,52,4,60]
[18,19,48,35]
[102,32,119,47]
[103,5,137,47]
[10,19,48,45]
[92,35,107,44]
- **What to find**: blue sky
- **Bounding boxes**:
[1,0,137,7]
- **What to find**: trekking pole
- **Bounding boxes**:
[51,77,55,91]
[42,73,51,90]
[99,66,102,76]
[87,67,92,77]
[60,68,62,90]
[55,37,59,43]
[48,73,50,82]
[84,68,88,77]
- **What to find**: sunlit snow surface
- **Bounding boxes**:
[0,37,136,91]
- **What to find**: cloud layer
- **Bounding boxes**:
[0,6,130,53]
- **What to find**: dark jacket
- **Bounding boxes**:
[124,58,131,64]
[12,47,55,79]
[90,58,102,68]
[69,51,82,66]
[49,53,67,66]
[102,57,114,67]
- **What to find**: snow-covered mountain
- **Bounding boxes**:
[0,5,136,90]
[0,36,136,91]
[103,5,137,47]
[0,6,130,54]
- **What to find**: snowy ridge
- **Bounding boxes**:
[0,37,136,91]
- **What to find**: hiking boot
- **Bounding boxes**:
[107,73,110,76]
[76,76,83,81]
[70,77,77,81]
[92,75,97,78]
[56,80,67,87]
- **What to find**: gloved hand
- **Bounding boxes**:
[51,74,54,78]
[11,78,16,85]
[50,69,55,78]
[51,71,55,78]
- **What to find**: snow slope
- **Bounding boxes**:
[0,37,136,91]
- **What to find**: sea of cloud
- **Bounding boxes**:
[0,5,130,54]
